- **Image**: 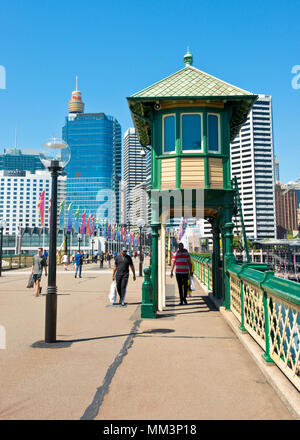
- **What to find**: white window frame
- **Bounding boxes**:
[207,113,221,154]
[162,113,176,154]
[180,112,203,153]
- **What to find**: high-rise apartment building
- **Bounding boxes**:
[62,84,121,224]
[123,128,147,225]
[275,183,298,238]
[0,170,66,235]
[230,94,276,239]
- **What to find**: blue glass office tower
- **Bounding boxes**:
[62,89,121,225]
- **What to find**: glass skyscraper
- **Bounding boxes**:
[0,148,44,173]
[62,86,121,225]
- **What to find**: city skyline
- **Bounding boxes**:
[0,0,299,185]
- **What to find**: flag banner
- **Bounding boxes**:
[86,213,92,236]
[37,190,45,226]
[74,207,80,233]
[92,215,95,236]
[80,210,86,234]
[67,203,73,232]
[59,200,65,230]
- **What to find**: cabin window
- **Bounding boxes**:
[208,114,220,153]
[181,113,202,151]
[163,114,176,153]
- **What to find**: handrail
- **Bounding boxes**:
[191,254,300,391]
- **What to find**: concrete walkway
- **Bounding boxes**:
[0,260,295,420]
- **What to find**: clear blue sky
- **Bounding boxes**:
[0,0,299,183]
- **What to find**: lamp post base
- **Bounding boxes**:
[45,286,57,343]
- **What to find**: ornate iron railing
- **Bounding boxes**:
[191,254,300,392]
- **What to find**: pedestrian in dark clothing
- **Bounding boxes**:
[112,247,136,306]
[100,251,104,269]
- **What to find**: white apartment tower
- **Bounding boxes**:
[123,128,147,225]
[230,94,276,239]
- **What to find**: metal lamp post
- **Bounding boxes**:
[0,219,6,277]
[136,218,145,277]
[40,137,70,343]
[78,233,82,253]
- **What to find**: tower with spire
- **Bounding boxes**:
[68,76,84,114]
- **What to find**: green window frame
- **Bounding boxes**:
[207,113,221,153]
[162,114,176,153]
[180,113,203,152]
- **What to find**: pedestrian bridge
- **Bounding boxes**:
[0,260,299,419]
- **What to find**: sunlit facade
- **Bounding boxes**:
[63,112,121,225]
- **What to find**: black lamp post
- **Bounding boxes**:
[40,137,70,343]
[91,238,94,262]
[137,218,145,277]
[0,220,6,277]
[78,233,82,253]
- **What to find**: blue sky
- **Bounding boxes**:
[0,0,299,183]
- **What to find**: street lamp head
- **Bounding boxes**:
[40,137,71,170]
[136,218,145,228]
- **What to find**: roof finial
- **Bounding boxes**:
[75,75,78,91]
[184,47,193,66]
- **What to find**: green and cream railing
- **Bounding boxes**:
[191,254,212,290]
[191,253,300,392]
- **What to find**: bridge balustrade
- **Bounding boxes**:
[191,253,300,392]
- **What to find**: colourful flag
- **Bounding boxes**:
[80,210,86,234]
[67,203,73,232]
[59,200,65,230]
[86,213,92,236]
[37,190,45,226]
[74,207,80,232]
[91,215,95,236]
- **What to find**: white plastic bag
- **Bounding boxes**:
[189,276,195,291]
[109,281,117,303]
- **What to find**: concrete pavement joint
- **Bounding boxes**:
[80,318,142,420]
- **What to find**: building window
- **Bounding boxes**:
[181,113,202,151]
[163,114,176,153]
[208,113,220,153]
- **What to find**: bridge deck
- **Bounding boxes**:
[0,260,294,420]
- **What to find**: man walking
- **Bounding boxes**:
[31,247,47,297]
[170,243,192,305]
[74,250,83,278]
[112,247,136,306]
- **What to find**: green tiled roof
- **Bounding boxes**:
[127,64,257,146]
[131,65,253,99]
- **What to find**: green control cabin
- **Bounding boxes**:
[127,51,257,318]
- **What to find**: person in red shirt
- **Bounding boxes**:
[170,243,193,305]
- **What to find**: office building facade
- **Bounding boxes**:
[63,86,121,224]
[0,148,44,174]
[230,94,276,239]
[123,128,147,225]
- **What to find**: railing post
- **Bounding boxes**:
[239,279,246,332]
[207,264,210,290]
[260,271,274,364]
[141,267,156,319]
